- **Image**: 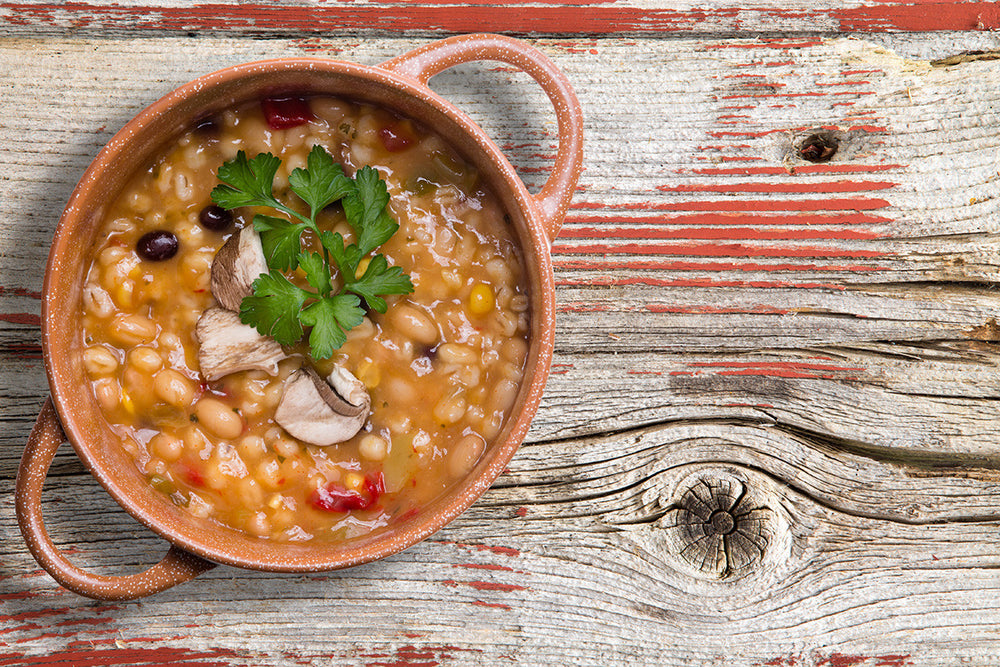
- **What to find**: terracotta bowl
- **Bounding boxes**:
[15,34,583,600]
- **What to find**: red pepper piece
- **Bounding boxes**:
[261,97,313,130]
[310,472,384,512]
[378,120,417,152]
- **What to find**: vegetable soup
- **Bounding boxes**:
[80,95,530,542]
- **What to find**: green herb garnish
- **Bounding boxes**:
[211,145,414,359]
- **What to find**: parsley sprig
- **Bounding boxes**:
[211,145,414,359]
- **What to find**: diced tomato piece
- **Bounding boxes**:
[310,472,384,513]
[261,97,313,130]
[365,471,385,498]
[378,121,417,152]
[180,463,204,488]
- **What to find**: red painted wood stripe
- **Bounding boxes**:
[570,198,891,212]
[552,241,888,259]
[0,286,42,299]
[657,180,895,194]
[1,1,998,34]
[0,313,41,326]
[559,226,884,241]
[690,164,903,176]
[0,647,238,667]
[691,360,864,371]
[566,213,893,226]
[645,304,791,315]
[553,258,884,272]
[556,276,847,290]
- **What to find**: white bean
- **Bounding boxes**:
[194,397,244,440]
[388,304,438,345]
[154,369,195,408]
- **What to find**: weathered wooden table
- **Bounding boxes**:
[4,2,1000,665]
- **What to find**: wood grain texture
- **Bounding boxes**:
[3,25,1000,667]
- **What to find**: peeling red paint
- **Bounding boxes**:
[554,258,883,274]
[552,241,888,260]
[559,226,884,241]
[2,1,994,34]
[566,212,893,226]
[557,276,846,290]
[453,563,516,572]
[363,644,482,667]
[834,2,1000,31]
[472,600,512,610]
[646,305,790,315]
[466,581,527,592]
[691,164,902,176]
[657,180,895,194]
[571,198,890,212]
[0,646,238,667]
[0,313,41,325]
[0,286,42,299]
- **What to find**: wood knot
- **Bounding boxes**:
[664,471,774,580]
[797,131,838,163]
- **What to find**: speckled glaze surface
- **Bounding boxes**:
[15,34,583,601]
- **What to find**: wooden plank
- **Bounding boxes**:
[5,424,1000,665]
[2,0,1000,36]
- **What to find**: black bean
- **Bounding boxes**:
[137,230,179,261]
[198,205,233,231]
[194,116,220,136]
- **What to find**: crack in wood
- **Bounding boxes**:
[931,50,1000,67]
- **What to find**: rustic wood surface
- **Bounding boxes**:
[4,2,1000,665]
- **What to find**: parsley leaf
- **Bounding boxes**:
[211,151,282,210]
[254,214,305,271]
[344,166,398,255]
[297,251,331,295]
[212,146,415,360]
[348,255,414,313]
[320,230,363,280]
[300,294,365,360]
[289,145,354,213]
[239,271,310,346]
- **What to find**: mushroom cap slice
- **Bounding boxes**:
[275,366,370,447]
[195,307,286,381]
[211,224,268,312]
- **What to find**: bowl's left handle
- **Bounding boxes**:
[15,397,216,601]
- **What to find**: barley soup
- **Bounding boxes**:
[80,95,530,542]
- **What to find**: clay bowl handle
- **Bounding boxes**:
[15,398,216,600]
[381,33,584,243]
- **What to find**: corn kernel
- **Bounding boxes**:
[356,359,380,389]
[355,257,371,279]
[115,281,134,309]
[121,389,135,414]
[468,283,495,316]
[344,471,365,491]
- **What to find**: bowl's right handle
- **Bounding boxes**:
[15,397,216,601]
[381,33,584,243]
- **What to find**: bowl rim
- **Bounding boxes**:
[42,56,558,571]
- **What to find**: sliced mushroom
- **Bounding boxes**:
[275,366,370,446]
[195,307,286,381]
[211,224,268,311]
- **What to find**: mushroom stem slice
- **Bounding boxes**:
[195,307,286,381]
[275,366,371,447]
[211,224,268,312]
